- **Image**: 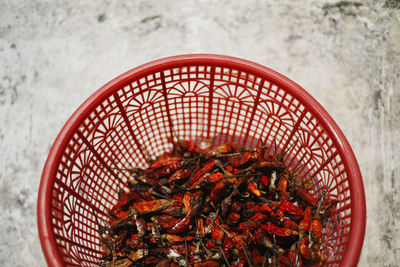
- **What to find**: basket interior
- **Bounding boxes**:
[49,64,351,266]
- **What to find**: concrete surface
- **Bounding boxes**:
[1,0,399,266]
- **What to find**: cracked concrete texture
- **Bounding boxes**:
[0,0,399,266]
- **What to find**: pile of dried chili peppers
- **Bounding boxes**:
[98,139,338,267]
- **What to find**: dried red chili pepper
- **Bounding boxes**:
[299,236,311,260]
[295,184,317,206]
[249,212,268,223]
[170,138,207,155]
[232,236,247,250]
[183,191,192,211]
[136,174,171,194]
[190,173,215,190]
[150,160,182,179]
[279,200,304,220]
[161,234,194,243]
[261,222,297,237]
[160,202,185,217]
[247,180,261,197]
[171,192,183,202]
[299,207,311,232]
[210,179,231,203]
[130,199,176,214]
[278,176,288,192]
[110,190,143,213]
[260,175,269,187]
[269,201,280,211]
[258,160,286,173]
[310,219,323,244]
[207,172,224,183]
[168,168,192,183]
[283,217,299,230]
[216,143,233,154]
[226,212,241,225]
[231,151,253,167]
[189,158,215,185]
[153,215,181,231]
[149,156,182,169]
[109,210,130,226]
[196,217,206,238]
[253,203,273,213]
[271,208,285,222]
[171,193,203,234]
[225,165,234,173]
[318,197,338,220]
[211,218,225,241]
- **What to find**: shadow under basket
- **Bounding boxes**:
[38,54,366,267]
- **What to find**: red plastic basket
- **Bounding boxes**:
[38,54,366,266]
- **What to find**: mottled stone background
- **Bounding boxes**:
[1,0,399,266]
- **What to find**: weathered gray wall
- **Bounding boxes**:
[1,0,399,266]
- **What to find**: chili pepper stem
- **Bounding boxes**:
[183,148,213,165]
[153,221,166,247]
[219,246,230,267]
[107,211,117,219]
[215,160,229,177]
[260,138,266,147]
[241,240,254,267]
[221,177,243,206]
[198,236,212,258]
[278,139,297,161]
[262,238,285,255]
[210,201,218,212]
[148,188,181,203]
[273,247,291,267]
[133,234,144,250]
[89,203,111,239]
[110,213,135,232]
[313,190,328,219]
[292,164,305,174]
[215,144,270,158]
[181,163,202,189]
[214,151,248,157]
[261,251,267,267]
[229,177,244,196]
[171,125,183,151]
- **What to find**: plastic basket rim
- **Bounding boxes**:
[37,54,366,267]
